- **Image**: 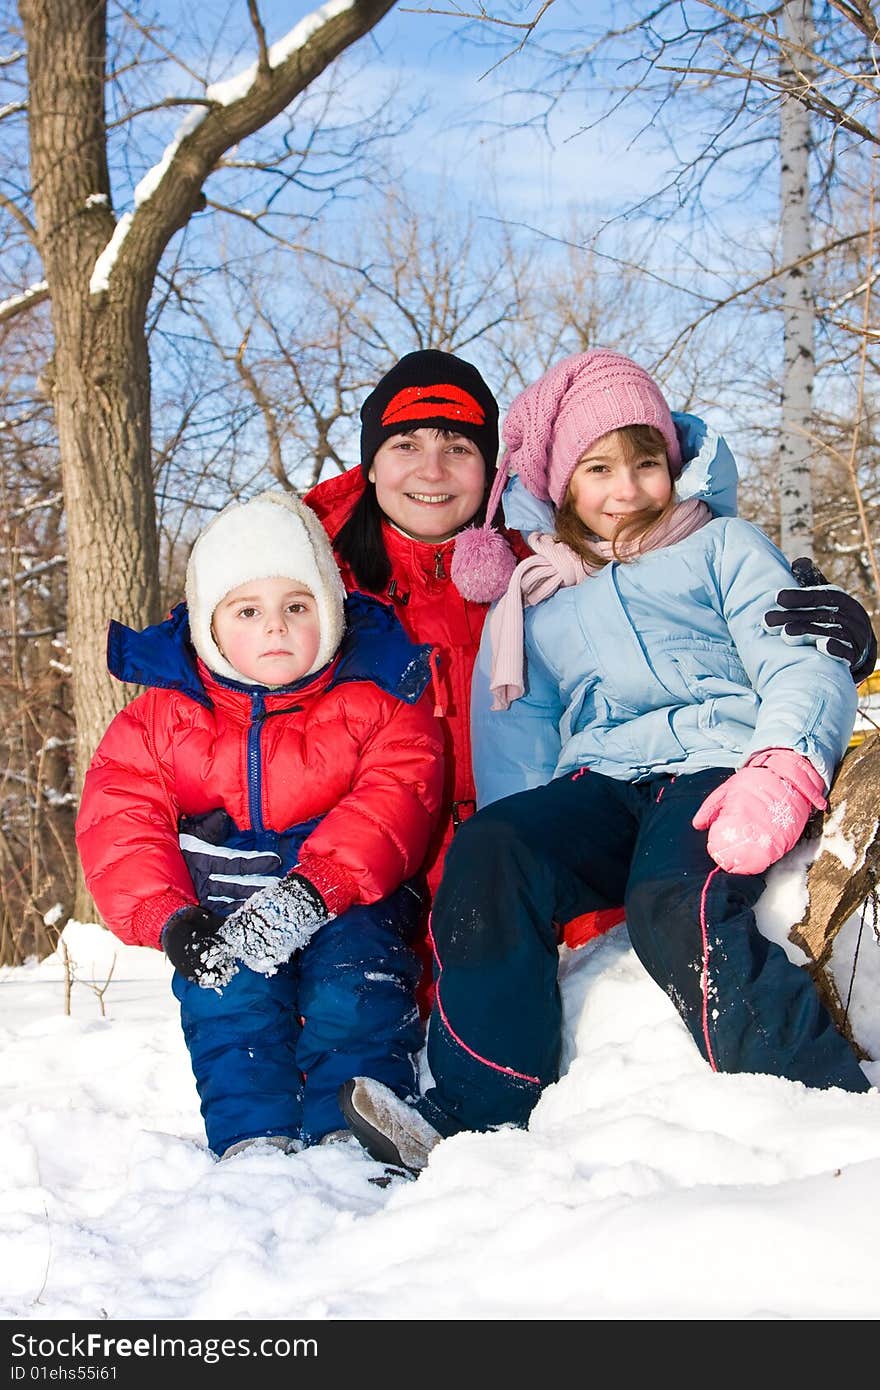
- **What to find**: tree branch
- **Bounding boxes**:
[94,0,398,302]
[247,0,272,77]
[0,189,38,243]
[0,281,50,326]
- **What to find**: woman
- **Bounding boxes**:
[306,349,525,903]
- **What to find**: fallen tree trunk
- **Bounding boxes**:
[788,732,880,1057]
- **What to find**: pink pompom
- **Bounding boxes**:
[451,524,517,603]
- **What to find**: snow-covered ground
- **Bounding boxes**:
[2,848,879,1323]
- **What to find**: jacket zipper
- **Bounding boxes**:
[430,648,446,718]
[247,692,266,832]
[387,578,410,605]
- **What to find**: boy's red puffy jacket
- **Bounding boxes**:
[76,594,444,950]
[305,467,623,948]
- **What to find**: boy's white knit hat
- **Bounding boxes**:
[185,490,346,686]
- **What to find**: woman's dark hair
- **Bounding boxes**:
[334,484,391,594]
[334,426,492,594]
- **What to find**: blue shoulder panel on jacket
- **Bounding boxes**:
[333,593,433,703]
[107,603,211,707]
[501,475,555,536]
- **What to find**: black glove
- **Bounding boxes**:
[161,905,237,988]
[763,556,878,684]
[215,872,331,977]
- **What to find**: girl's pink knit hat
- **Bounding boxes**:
[451,349,682,603]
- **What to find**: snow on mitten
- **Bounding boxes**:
[215,872,332,977]
[691,749,827,876]
[161,905,239,990]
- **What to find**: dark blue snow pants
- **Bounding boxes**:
[418,767,869,1139]
[173,884,424,1155]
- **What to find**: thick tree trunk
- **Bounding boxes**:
[51,315,160,746]
[20,0,398,922]
[21,0,160,917]
[778,0,816,557]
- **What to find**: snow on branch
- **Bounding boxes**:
[0,280,49,325]
[206,0,356,105]
[89,216,134,296]
[88,0,361,298]
[90,106,206,293]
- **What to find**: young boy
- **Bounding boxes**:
[76,491,444,1158]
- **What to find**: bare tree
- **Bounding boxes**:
[778,0,816,557]
[9,0,397,915]
[165,188,534,511]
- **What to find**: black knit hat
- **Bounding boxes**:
[360,349,499,475]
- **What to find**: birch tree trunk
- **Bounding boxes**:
[778,0,816,558]
[18,0,397,918]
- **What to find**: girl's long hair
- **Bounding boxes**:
[554,424,677,569]
[334,427,491,594]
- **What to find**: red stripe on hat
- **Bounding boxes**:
[382,383,485,427]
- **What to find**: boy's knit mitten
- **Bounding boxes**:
[213,872,332,978]
[161,905,239,989]
[178,830,282,910]
[763,557,877,683]
[692,749,827,876]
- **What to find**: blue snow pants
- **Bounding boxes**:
[418,767,869,1139]
[173,883,424,1155]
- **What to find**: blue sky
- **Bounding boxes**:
[87,2,802,480]
[137,1,748,242]
[75,2,784,487]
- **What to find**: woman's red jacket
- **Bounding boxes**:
[304,467,624,950]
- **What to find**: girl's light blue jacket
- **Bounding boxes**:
[471,413,857,808]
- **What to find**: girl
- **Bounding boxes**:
[339,349,872,1174]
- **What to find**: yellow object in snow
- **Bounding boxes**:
[850,668,880,747]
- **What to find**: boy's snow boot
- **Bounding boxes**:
[318,1128,356,1146]
[219,1135,301,1160]
[338,1078,442,1174]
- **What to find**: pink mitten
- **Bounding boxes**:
[692,749,827,875]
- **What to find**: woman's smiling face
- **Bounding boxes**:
[369,428,486,542]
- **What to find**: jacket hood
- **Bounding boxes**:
[500,411,738,537]
[304,466,366,543]
[107,592,433,708]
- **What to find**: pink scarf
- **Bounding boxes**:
[488,498,713,710]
